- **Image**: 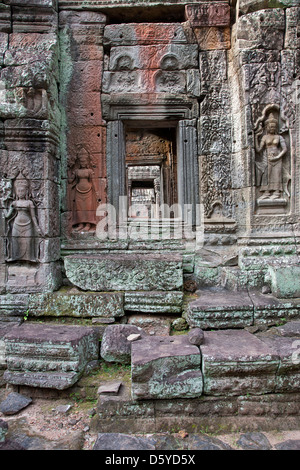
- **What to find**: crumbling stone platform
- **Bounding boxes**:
[89,322,300,433]
[3,323,99,390]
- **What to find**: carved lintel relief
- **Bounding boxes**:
[185,3,230,28]
[68,147,98,232]
[254,105,291,215]
[3,171,42,263]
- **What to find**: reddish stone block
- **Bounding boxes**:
[71,61,103,92]
[185,3,230,28]
[66,91,103,126]
[66,125,106,156]
[104,23,190,47]
[193,26,231,50]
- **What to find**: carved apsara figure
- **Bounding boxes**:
[4,172,42,262]
[69,147,98,232]
[255,112,287,200]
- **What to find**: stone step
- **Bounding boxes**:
[131,335,203,400]
[185,288,300,329]
[201,329,279,396]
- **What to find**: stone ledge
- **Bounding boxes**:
[201,329,279,396]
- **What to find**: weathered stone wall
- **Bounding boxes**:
[0,0,61,296]
[0,0,299,312]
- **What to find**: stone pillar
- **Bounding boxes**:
[0,0,62,294]
[185,1,235,242]
[229,5,300,287]
[106,120,126,225]
[177,119,199,227]
[231,7,298,228]
[58,10,107,239]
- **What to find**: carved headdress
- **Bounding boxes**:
[13,171,30,198]
[265,112,278,128]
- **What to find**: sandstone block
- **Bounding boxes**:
[267,265,300,299]
[100,324,147,364]
[201,330,279,396]
[257,333,300,392]
[103,23,190,47]
[3,323,99,389]
[28,290,124,319]
[124,291,183,314]
[235,9,285,50]
[131,335,203,400]
[186,290,254,329]
[64,253,183,292]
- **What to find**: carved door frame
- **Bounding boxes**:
[106,117,199,231]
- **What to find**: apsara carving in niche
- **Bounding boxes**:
[254,106,290,205]
[68,147,98,232]
[4,171,42,263]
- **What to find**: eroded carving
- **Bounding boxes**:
[68,147,98,232]
[4,171,42,263]
[255,108,290,203]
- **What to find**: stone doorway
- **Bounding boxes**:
[125,126,178,219]
[106,117,199,234]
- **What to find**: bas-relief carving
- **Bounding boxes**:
[185,3,230,28]
[254,107,290,213]
[68,147,98,232]
[3,171,42,263]
[201,153,233,221]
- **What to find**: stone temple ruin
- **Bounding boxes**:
[0,0,300,433]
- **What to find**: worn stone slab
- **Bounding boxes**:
[186,289,254,329]
[131,335,203,400]
[127,314,172,336]
[0,323,19,369]
[124,291,183,314]
[98,381,122,395]
[237,432,272,450]
[0,294,29,319]
[3,323,99,389]
[92,380,300,434]
[28,290,124,318]
[108,44,199,70]
[64,254,183,292]
[201,330,279,396]
[185,3,230,27]
[103,23,190,46]
[235,9,285,50]
[93,433,156,451]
